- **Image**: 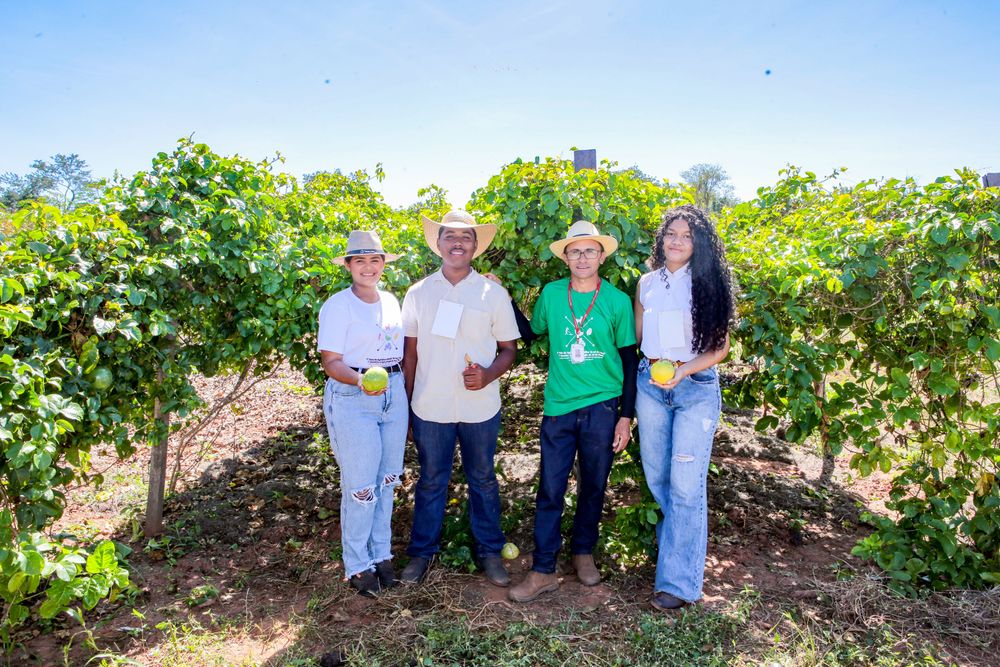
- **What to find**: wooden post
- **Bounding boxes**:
[984,173,1000,188]
[145,366,170,537]
[572,149,597,221]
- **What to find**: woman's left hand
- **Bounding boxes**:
[649,365,689,390]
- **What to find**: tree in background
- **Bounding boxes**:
[0,154,100,212]
[681,162,738,213]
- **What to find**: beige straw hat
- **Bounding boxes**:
[421,210,498,259]
[332,230,401,265]
[548,220,619,258]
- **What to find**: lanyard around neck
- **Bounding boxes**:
[567,280,601,341]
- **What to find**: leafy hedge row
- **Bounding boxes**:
[721,168,1000,590]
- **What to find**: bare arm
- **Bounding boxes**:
[403,336,418,402]
[321,350,387,396]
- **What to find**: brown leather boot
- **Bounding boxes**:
[508,571,560,603]
[572,554,601,586]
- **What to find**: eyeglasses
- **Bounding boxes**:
[565,248,602,260]
[664,231,693,245]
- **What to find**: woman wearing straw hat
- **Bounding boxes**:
[318,230,407,597]
[634,205,735,610]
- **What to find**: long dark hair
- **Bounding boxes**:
[647,204,734,353]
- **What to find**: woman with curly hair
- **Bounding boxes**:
[634,204,735,610]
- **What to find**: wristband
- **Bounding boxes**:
[356,374,364,389]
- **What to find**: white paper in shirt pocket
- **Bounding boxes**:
[657,310,686,350]
[431,300,464,339]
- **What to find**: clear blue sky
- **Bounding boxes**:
[3,1,999,206]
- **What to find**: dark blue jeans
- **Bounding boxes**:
[407,411,506,560]
[532,397,618,573]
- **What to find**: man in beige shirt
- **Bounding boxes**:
[399,210,520,587]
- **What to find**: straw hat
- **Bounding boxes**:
[332,230,401,265]
[548,221,619,258]
[421,210,497,259]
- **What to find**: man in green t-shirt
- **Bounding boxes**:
[505,220,638,603]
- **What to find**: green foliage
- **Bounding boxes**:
[0,138,404,642]
[724,167,1000,591]
[3,139,999,656]
[468,155,687,363]
[1,153,101,212]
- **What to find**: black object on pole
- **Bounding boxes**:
[573,149,597,172]
[984,173,1000,188]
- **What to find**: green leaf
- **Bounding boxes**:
[24,550,45,576]
[927,375,959,397]
[86,540,117,574]
[7,571,26,592]
[755,415,780,431]
[930,225,949,245]
[93,316,115,335]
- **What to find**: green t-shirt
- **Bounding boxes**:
[531,278,636,417]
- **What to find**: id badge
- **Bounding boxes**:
[570,342,585,364]
[657,310,686,350]
[431,300,464,339]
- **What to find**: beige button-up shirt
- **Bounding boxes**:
[402,269,520,423]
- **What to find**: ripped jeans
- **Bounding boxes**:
[636,359,721,602]
[324,372,407,578]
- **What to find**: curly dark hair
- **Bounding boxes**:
[647,204,734,354]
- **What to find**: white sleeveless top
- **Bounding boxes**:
[637,265,697,362]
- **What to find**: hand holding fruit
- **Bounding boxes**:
[360,366,389,396]
[649,359,686,389]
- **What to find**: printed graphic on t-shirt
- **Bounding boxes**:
[368,324,403,365]
[556,314,606,362]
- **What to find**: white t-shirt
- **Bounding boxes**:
[317,288,404,368]
[638,265,697,362]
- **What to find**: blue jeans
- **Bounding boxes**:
[636,360,721,602]
[324,372,407,578]
[532,398,618,573]
[407,411,506,560]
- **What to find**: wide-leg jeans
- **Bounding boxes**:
[407,411,506,560]
[636,360,721,602]
[324,372,407,578]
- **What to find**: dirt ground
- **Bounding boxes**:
[12,363,996,666]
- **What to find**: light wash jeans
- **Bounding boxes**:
[323,372,407,578]
[636,359,721,602]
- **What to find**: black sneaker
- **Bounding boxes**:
[399,556,431,584]
[479,555,510,587]
[349,570,379,597]
[375,559,399,589]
